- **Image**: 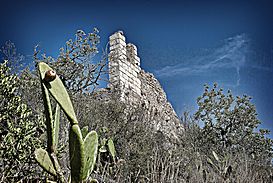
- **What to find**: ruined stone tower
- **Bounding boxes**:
[107,31,184,142]
[108,31,141,101]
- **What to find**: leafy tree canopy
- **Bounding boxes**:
[194,83,273,164]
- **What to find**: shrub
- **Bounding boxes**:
[0,61,44,182]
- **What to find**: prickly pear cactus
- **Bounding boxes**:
[83,131,98,180]
[38,62,78,125]
[107,138,116,162]
[69,124,85,182]
[34,148,57,176]
[54,104,60,149]
[81,126,89,139]
[36,62,100,183]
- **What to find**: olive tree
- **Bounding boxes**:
[194,83,273,164]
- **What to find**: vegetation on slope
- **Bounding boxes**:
[0,29,272,182]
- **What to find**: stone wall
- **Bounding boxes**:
[108,31,184,143]
[138,70,183,143]
[108,31,141,100]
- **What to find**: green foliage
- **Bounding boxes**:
[194,83,273,163]
[83,130,98,180]
[94,127,118,178]
[107,138,116,162]
[2,33,273,182]
[69,124,85,182]
[81,126,89,139]
[34,28,107,94]
[137,84,273,183]
[0,41,25,73]
[32,67,273,183]
[38,62,78,125]
[54,104,60,149]
[34,148,57,176]
[0,61,44,182]
[36,62,100,182]
[77,96,165,182]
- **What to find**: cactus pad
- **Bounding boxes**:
[69,124,85,182]
[38,62,78,125]
[34,148,57,176]
[83,131,98,180]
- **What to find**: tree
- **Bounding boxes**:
[194,83,273,164]
[34,28,108,94]
[0,40,25,74]
[0,61,44,182]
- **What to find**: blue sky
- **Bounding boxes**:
[1,0,273,136]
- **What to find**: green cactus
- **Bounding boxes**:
[38,62,78,125]
[96,127,117,176]
[54,104,60,149]
[41,82,55,153]
[34,148,57,176]
[98,127,116,161]
[69,124,85,182]
[107,138,116,162]
[83,131,98,180]
[35,62,99,182]
[99,138,108,153]
[81,126,89,139]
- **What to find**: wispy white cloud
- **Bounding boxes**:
[155,34,249,87]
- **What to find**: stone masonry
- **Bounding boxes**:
[108,31,184,143]
[108,31,141,100]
